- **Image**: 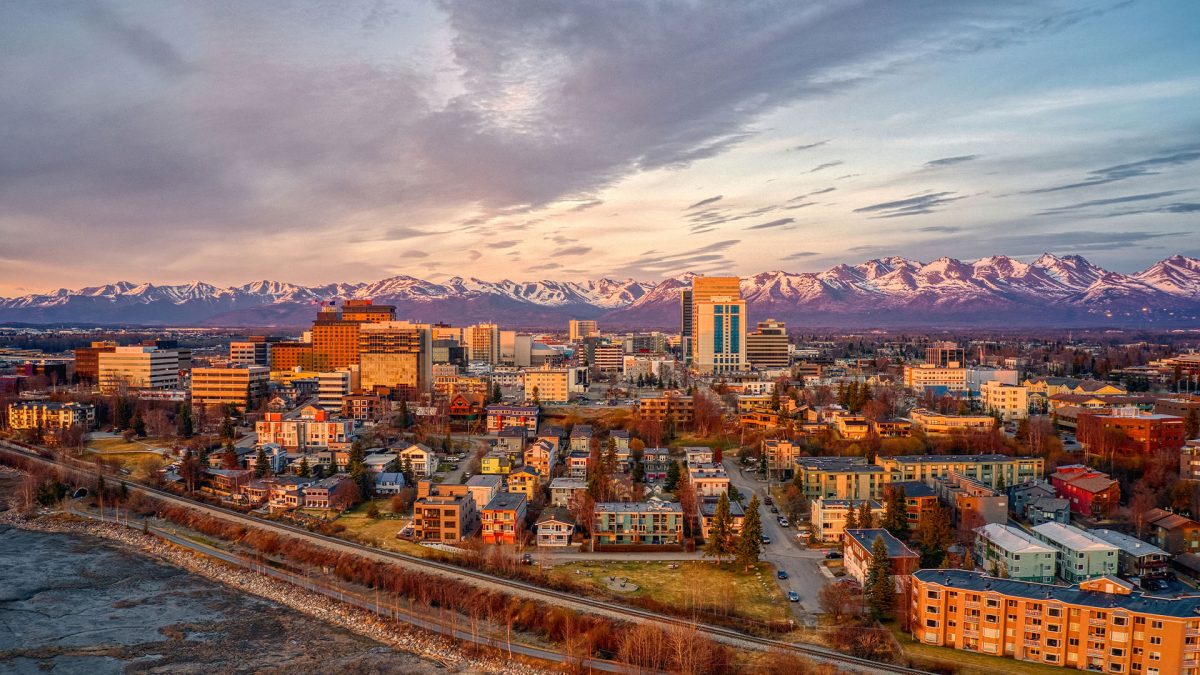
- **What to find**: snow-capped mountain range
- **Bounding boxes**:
[3,254,1199,328]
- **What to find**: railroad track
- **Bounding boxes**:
[0,441,930,675]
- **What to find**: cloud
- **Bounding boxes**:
[854,191,966,218]
[566,199,604,212]
[746,217,795,231]
[781,251,819,260]
[923,154,980,168]
[918,225,962,233]
[467,250,482,261]
[686,195,723,210]
[1036,190,1190,215]
[405,250,430,258]
[1027,146,1200,193]
[552,245,592,256]
[380,225,447,240]
[808,161,844,173]
[789,140,829,151]
[612,239,741,277]
[491,240,520,249]
[1105,202,1200,216]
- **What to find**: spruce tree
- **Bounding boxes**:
[298,456,310,478]
[844,502,858,531]
[857,499,873,529]
[254,447,269,478]
[703,492,734,563]
[882,484,909,541]
[177,403,194,438]
[665,459,681,490]
[736,495,763,569]
[865,535,893,619]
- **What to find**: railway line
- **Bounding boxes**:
[0,441,931,675]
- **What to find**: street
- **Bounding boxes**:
[723,457,829,617]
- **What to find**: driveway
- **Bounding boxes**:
[723,457,828,617]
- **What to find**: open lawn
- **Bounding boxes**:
[88,437,170,453]
[546,560,789,625]
[332,499,429,556]
[83,449,164,479]
[888,624,1067,675]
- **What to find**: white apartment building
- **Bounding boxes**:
[1031,522,1119,584]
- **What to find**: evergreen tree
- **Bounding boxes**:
[1187,409,1200,440]
[132,413,147,438]
[665,459,681,490]
[882,484,909,541]
[348,442,371,497]
[396,400,410,430]
[844,502,858,530]
[736,495,763,569]
[914,506,955,568]
[865,535,893,618]
[532,386,540,405]
[177,403,194,438]
[491,381,502,404]
[220,411,236,441]
[703,492,735,563]
[115,397,133,430]
[254,447,269,478]
[297,456,311,478]
[857,499,873,528]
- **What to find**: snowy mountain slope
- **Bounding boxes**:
[1,255,1197,327]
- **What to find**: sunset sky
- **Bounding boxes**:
[1,0,1198,294]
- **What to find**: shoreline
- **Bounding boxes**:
[0,507,547,675]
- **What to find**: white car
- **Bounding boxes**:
[778,517,790,528]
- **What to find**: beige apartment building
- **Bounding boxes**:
[981,381,1030,422]
[190,366,269,409]
[6,401,95,430]
[904,364,968,392]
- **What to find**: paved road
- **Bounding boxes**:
[723,457,829,617]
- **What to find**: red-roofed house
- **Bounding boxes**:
[1050,464,1120,518]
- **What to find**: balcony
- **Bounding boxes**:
[1088,618,1108,627]
[1024,639,1042,648]
[1026,610,1043,618]
[1188,628,1200,637]
[1086,649,1104,658]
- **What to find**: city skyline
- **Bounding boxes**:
[2,1,1198,295]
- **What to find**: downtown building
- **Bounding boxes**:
[98,346,181,393]
[746,319,789,370]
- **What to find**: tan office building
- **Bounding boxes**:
[191,366,269,409]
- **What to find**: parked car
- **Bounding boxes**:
[788,591,800,602]
[824,551,843,559]
[777,570,789,579]
[761,535,771,545]
[769,506,780,514]
[778,517,790,528]
[764,496,774,506]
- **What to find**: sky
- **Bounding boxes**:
[1,0,1198,295]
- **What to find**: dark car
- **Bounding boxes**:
[770,506,779,514]
[761,535,771,545]
[764,497,774,506]
[788,591,800,602]
[824,551,843,559]
[777,570,789,579]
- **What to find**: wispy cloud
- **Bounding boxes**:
[746,217,795,231]
[854,191,965,218]
[1036,190,1189,215]
[923,155,979,169]
[789,140,829,151]
[686,195,723,210]
[1027,146,1200,193]
[808,161,844,173]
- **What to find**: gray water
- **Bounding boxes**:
[0,526,445,674]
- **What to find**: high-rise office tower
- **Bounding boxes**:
[464,323,500,364]
[746,319,789,370]
[684,276,743,370]
[926,341,966,368]
[358,321,433,393]
[679,289,693,363]
[694,294,747,374]
[568,319,598,342]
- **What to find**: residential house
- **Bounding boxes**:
[374,472,406,495]
[485,404,539,434]
[481,493,527,545]
[699,497,745,542]
[536,507,576,548]
[592,501,684,548]
[929,472,1009,532]
[1008,480,1057,516]
[523,438,557,478]
[302,475,353,510]
[1090,529,1171,578]
[569,425,593,452]
[1031,521,1119,583]
[1143,508,1200,555]
[549,477,587,507]
[811,498,885,543]
[1026,496,1071,526]
[642,447,670,482]
[684,447,714,467]
[398,443,438,477]
[567,450,590,478]
[412,482,479,543]
[689,463,731,497]
[973,523,1057,582]
[481,451,513,475]
[763,438,802,479]
[465,474,502,512]
[1050,465,1120,518]
[843,529,919,587]
[494,427,527,456]
[506,465,540,500]
[267,476,311,510]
